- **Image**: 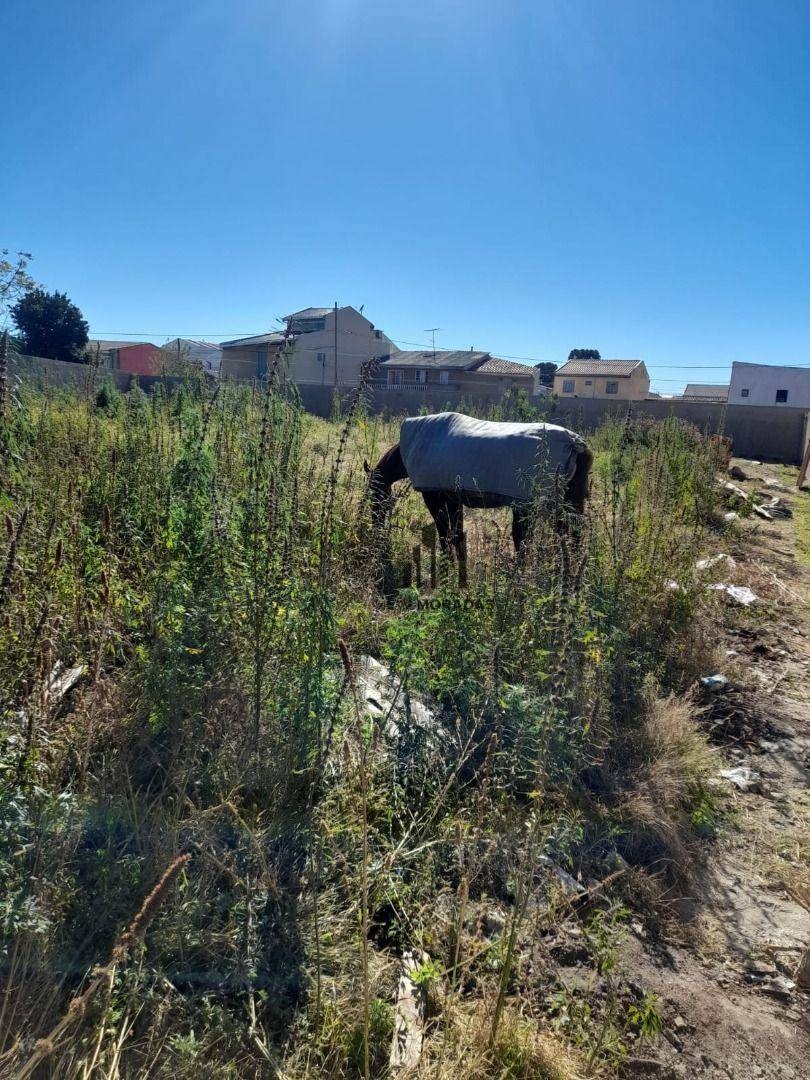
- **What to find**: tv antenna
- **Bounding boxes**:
[424,327,441,363]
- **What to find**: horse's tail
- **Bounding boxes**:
[567,443,593,513]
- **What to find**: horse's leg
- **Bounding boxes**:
[512,503,531,554]
[452,500,467,587]
[423,492,454,556]
[423,493,466,586]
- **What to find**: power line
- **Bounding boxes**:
[90,331,810,371]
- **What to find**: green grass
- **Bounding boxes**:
[0,376,725,1078]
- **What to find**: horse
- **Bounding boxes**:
[365,412,593,571]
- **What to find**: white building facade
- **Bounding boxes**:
[728,361,810,408]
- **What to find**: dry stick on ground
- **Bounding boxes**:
[15,853,190,1080]
[797,439,810,490]
[338,638,372,1080]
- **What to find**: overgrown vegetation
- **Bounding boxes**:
[0,373,726,1077]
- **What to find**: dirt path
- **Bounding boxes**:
[616,461,810,1079]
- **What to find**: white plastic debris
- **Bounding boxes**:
[762,476,785,490]
[719,766,761,792]
[722,511,739,523]
[356,655,438,740]
[752,504,774,522]
[700,674,729,693]
[665,579,686,592]
[761,496,792,519]
[696,553,737,572]
[723,481,750,502]
[708,583,759,606]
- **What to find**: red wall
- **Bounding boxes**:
[117,344,160,375]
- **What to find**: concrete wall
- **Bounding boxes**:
[547,397,809,464]
[11,353,807,464]
[9,354,185,395]
[729,361,810,408]
[296,381,540,419]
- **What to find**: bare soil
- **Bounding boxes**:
[610,461,810,1079]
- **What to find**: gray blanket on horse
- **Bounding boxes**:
[399,412,584,503]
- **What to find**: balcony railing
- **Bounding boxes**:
[370,379,463,391]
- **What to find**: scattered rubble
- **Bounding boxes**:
[695,553,736,572]
[762,476,786,490]
[761,974,796,1000]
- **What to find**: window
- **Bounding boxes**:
[562,379,575,393]
[289,316,326,334]
[741,388,749,398]
[605,380,619,395]
[388,369,405,385]
[439,370,449,385]
[415,369,428,383]
[775,388,789,403]
[584,379,592,386]
[374,329,382,339]
[317,351,326,365]
[257,349,268,377]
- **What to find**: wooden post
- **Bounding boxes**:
[429,534,437,590]
[412,544,422,588]
[458,533,468,589]
[798,435,810,490]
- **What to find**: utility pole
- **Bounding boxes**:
[334,301,338,387]
[424,328,441,364]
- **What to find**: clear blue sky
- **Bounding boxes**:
[3,1,810,392]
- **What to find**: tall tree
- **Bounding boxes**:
[567,348,601,360]
[11,288,89,362]
[0,249,36,327]
[534,361,557,387]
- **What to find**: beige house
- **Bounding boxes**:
[553,358,650,400]
[220,306,392,384]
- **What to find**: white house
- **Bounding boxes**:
[162,338,222,376]
[728,361,810,408]
[220,306,393,385]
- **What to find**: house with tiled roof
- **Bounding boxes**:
[379,349,537,396]
[553,358,650,401]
